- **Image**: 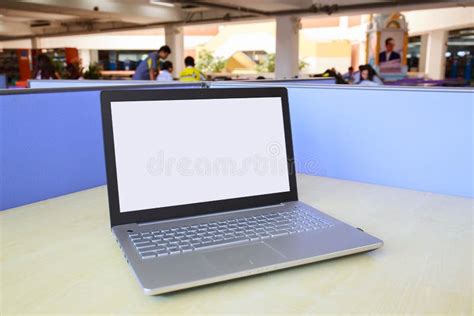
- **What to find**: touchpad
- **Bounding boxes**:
[203,243,286,272]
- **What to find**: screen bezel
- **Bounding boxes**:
[101,88,298,227]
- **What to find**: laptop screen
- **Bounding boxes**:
[111,97,290,213]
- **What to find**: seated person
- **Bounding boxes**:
[342,66,355,82]
[354,64,384,85]
[156,61,173,81]
[357,65,380,86]
[179,56,206,82]
[33,53,61,80]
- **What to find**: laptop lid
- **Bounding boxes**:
[101,88,297,227]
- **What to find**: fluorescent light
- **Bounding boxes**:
[150,0,175,7]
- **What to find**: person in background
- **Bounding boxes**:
[65,62,83,80]
[357,64,380,86]
[132,45,171,80]
[179,56,206,82]
[156,61,174,81]
[33,53,61,80]
[343,66,355,82]
[366,64,384,85]
[353,64,384,85]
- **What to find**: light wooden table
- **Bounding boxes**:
[1,175,472,315]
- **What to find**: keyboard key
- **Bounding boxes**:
[271,230,289,237]
[134,240,152,246]
[201,238,213,244]
[136,243,157,250]
[181,246,193,252]
[139,246,164,253]
[194,237,248,250]
[156,250,168,257]
[169,248,181,255]
[140,252,156,259]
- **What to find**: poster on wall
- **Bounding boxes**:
[378,30,404,74]
[366,13,408,80]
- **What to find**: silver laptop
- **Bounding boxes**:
[101,87,383,295]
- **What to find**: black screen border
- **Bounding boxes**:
[101,88,298,227]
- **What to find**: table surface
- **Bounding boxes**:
[1,175,472,314]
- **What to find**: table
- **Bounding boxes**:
[1,175,472,314]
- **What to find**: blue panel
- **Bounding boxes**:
[1,90,105,210]
[288,87,474,198]
[0,74,7,89]
[254,79,335,85]
[28,80,194,89]
[0,84,202,210]
[2,84,472,210]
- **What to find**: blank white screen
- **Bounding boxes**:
[111,97,290,213]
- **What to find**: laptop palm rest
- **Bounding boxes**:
[203,243,286,273]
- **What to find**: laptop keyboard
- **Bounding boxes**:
[128,206,335,259]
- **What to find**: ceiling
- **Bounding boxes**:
[0,0,473,39]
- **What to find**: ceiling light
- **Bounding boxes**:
[150,0,175,7]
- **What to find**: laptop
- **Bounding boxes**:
[101,87,383,295]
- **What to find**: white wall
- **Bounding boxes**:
[404,6,474,35]
[0,39,32,49]
[0,25,212,51]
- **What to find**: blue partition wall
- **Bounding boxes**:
[287,86,473,198]
[27,79,198,89]
[0,84,202,210]
[1,90,105,210]
[1,84,473,211]
[27,78,335,89]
